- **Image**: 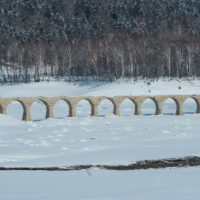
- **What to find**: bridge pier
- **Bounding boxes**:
[176,101,184,116]
[135,103,142,115]
[91,104,99,117]
[0,103,8,115]
[114,104,120,116]
[196,99,200,113]
[69,103,76,117]
[155,102,163,115]
[46,103,55,119]
[23,104,32,121]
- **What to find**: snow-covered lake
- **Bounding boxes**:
[1,167,200,200]
[0,80,199,166]
[0,80,200,199]
[0,113,199,167]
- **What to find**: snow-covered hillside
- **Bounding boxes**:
[0,79,200,97]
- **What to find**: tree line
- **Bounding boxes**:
[0,0,200,82]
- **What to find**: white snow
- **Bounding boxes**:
[0,80,200,199]
[0,167,200,200]
[0,114,199,167]
[0,79,200,97]
[0,80,199,166]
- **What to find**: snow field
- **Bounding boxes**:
[0,79,200,98]
[0,112,199,166]
[0,167,200,200]
[0,80,200,200]
[0,80,200,166]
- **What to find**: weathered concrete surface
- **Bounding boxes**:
[0,95,200,121]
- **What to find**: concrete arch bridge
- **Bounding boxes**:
[0,95,200,121]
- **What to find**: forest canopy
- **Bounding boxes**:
[1,0,200,82]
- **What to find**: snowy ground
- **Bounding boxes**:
[0,80,199,166]
[0,114,200,167]
[0,79,200,97]
[0,80,200,199]
[1,167,200,200]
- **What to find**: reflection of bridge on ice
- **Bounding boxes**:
[0,95,200,121]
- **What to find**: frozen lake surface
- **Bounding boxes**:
[0,80,200,199]
[0,167,200,200]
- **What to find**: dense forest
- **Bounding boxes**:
[1,0,200,82]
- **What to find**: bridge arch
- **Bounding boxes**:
[53,100,70,119]
[76,99,93,117]
[162,97,177,115]
[183,97,198,114]
[98,98,115,116]
[30,99,48,121]
[120,98,136,116]
[6,100,25,120]
[141,97,156,115]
